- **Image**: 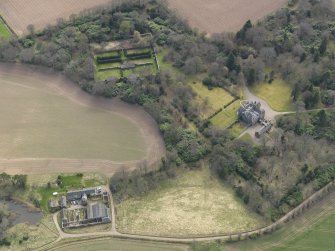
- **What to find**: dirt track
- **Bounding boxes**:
[168,0,288,34]
[0,63,165,175]
[0,0,114,35]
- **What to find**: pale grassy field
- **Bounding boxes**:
[116,168,265,237]
[250,79,293,112]
[0,72,145,161]
[191,82,235,119]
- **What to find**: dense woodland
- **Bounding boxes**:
[0,0,335,221]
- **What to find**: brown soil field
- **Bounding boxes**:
[168,0,288,34]
[0,63,165,175]
[0,0,114,35]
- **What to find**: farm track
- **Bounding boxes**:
[0,63,165,175]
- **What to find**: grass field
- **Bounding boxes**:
[225,191,335,251]
[249,79,293,112]
[50,238,188,251]
[191,82,235,119]
[0,18,11,39]
[116,168,265,237]
[0,71,146,161]
[210,100,240,129]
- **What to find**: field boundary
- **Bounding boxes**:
[0,14,15,37]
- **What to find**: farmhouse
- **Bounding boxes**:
[66,187,100,202]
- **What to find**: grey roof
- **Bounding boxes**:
[66,188,96,201]
[87,203,110,220]
[238,101,262,126]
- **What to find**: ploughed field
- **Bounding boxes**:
[0,0,113,35]
[168,0,288,34]
[0,64,159,162]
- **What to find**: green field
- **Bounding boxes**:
[250,79,293,112]
[0,18,11,39]
[225,192,335,251]
[50,238,188,251]
[192,82,235,118]
[0,72,146,160]
[210,100,240,129]
[116,168,265,237]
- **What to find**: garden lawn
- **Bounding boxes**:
[191,82,235,119]
[250,79,293,112]
[210,100,240,129]
[116,168,265,237]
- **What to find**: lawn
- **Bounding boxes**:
[210,100,240,129]
[225,191,335,251]
[116,168,265,237]
[192,82,236,118]
[0,71,146,161]
[96,68,121,80]
[249,79,293,112]
[50,238,187,251]
[0,18,11,39]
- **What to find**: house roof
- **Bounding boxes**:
[66,188,96,201]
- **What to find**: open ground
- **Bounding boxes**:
[0,0,114,35]
[167,0,288,34]
[225,189,335,251]
[116,168,265,237]
[0,63,165,175]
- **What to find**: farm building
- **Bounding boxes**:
[238,101,265,125]
[66,187,100,202]
[60,202,111,229]
[87,203,111,223]
[255,120,273,138]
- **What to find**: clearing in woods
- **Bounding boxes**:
[0,0,113,35]
[0,63,165,174]
[167,0,288,34]
[191,82,235,119]
[249,79,294,112]
[116,168,265,237]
